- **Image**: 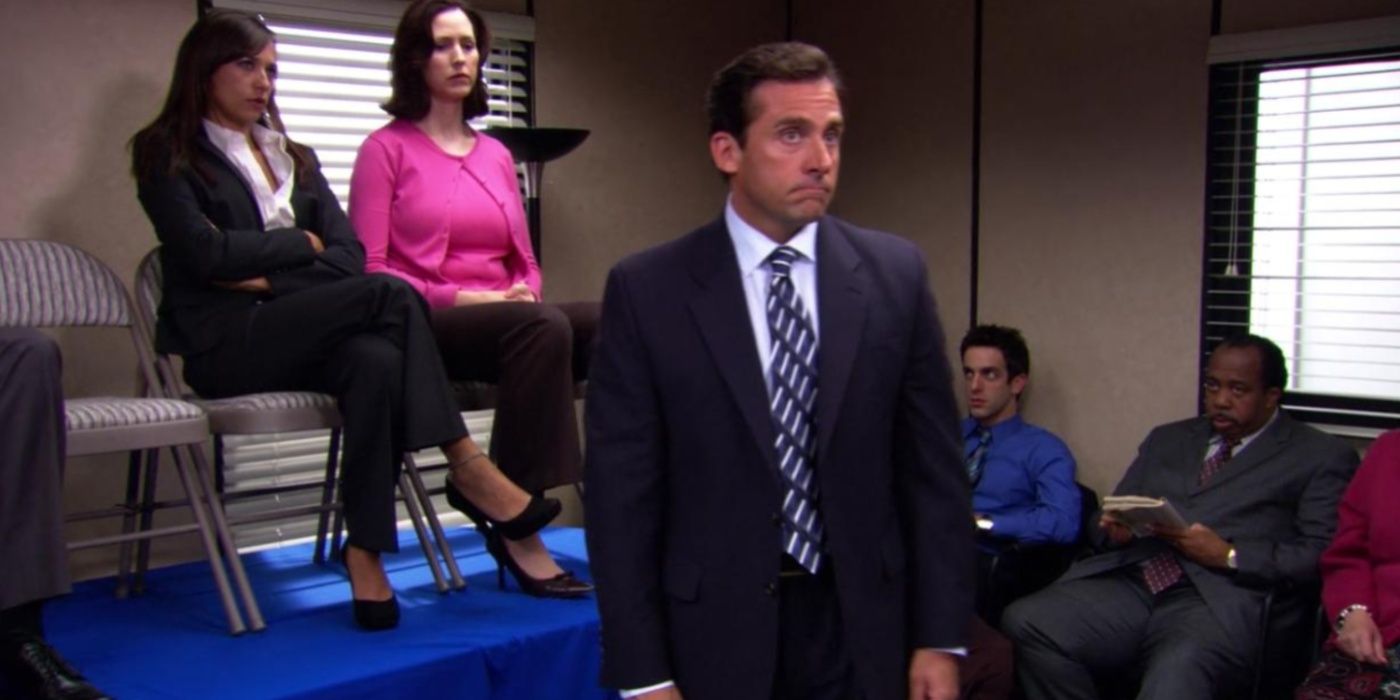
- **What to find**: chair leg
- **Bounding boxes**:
[313,429,342,565]
[403,453,465,590]
[132,447,162,596]
[398,460,448,593]
[167,443,246,635]
[185,443,265,632]
[329,481,346,564]
[114,449,145,598]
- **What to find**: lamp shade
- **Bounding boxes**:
[480,127,589,164]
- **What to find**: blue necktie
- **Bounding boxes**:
[766,246,823,574]
[967,427,992,485]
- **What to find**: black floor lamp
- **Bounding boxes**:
[480,127,589,264]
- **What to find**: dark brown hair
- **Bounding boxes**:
[961,324,1031,379]
[706,42,843,145]
[381,0,491,121]
[130,9,311,183]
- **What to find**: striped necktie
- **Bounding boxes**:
[766,246,823,574]
[967,427,992,485]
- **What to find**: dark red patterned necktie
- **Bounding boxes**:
[1141,438,1241,594]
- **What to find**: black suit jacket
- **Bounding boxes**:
[135,135,364,356]
[584,215,974,700]
[1069,413,1358,650]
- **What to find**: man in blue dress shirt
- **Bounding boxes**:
[962,325,1080,550]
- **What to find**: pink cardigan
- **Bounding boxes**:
[1320,429,1400,646]
[348,120,541,309]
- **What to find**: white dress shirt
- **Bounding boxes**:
[202,119,296,230]
[725,198,821,390]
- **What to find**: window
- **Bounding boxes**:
[1204,20,1400,432]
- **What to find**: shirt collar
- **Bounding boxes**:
[1210,408,1279,452]
[202,119,285,153]
[962,413,1024,442]
[725,197,818,275]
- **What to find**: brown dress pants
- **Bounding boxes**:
[429,300,599,493]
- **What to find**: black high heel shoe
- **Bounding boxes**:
[478,526,594,599]
[342,543,399,631]
[444,455,562,541]
[443,458,591,599]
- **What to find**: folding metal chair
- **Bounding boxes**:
[0,238,256,634]
[132,249,465,593]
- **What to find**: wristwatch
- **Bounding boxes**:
[1225,547,1238,570]
[1336,604,1370,633]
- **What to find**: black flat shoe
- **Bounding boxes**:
[481,527,595,599]
[444,475,561,541]
[6,637,111,700]
[342,544,399,631]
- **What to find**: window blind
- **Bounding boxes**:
[1203,47,1400,431]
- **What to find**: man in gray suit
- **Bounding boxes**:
[0,329,109,700]
[1002,334,1359,699]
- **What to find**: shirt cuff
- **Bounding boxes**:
[932,646,968,657]
[620,680,675,697]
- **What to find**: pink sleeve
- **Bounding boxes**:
[494,145,542,298]
[1320,433,1392,623]
[349,134,460,309]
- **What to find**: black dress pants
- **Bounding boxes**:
[184,275,468,553]
[773,563,860,700]
[429,300,598,492]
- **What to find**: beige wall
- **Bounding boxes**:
[977,0,1213,493]
[793,0,977,360]
[532,0,786,301]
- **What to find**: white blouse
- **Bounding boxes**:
[202,119,296,230]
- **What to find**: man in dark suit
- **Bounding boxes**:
[1002,334,1359,699]
[0,329,110,699]
[584,42,974,700]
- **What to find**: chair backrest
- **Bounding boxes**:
[1076,482,1100,546]
[0,238,170,397]
[133,248,162,346]
[0,238,132,328]
[133,248,188,399]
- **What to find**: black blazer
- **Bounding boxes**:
[135,134,364,356]
[584,216,975,700]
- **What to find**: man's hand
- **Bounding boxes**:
[304,230,325,253]
[1099,513,1134,545]
[214,277,271,293]
[1152,522,1231,568]
[1336,608,1388,665]
[908,648,958,700]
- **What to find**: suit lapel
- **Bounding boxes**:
[686,219,778,472]
[1193,413,1292,495]
[814,218,867,460]
[196,134,267,230]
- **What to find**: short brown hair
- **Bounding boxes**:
[381,0,491,121]
[706,42,842,145]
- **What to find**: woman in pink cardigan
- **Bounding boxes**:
[1296,430,1400,699]
[349,0,594,599]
